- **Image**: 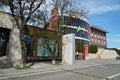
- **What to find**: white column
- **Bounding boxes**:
[62,34,75,65]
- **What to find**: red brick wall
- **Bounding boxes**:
[90,27,107,48]
[48,7,59,31]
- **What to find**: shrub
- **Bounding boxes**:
[89,45,98,53]
[107,48,120,55]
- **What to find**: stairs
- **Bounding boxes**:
[96,48,105,59]
[100,50,118,59]
[88,48,119,59]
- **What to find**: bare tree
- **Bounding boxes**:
[51,0,89,31]
[0,0,46,66]
[39,0,89,64]
[37,30,61,64]
[0,0,89,65]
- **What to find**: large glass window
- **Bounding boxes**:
[24,34,33,56]
[37,37,58,57]
[61,16,90,45]
[63,16,89,30]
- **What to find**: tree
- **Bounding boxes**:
[0,0,46,66]
[36,0,72,64]
[49,0,72,32]
[51,0,89,34]
[0,0,72,65]
[37,29,61,64]
[0,0,89,65]
[89,45,98,53]
[47,0,89,63]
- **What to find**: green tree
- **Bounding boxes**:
[0,0,89,65]
[49,0,89,63]
[37,29,62,64]
[89,45,98,53]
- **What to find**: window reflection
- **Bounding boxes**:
[37,37,58,57]
[61,16,90,44]
[24,34,33,56]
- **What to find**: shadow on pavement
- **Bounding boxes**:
[26,62,35,67]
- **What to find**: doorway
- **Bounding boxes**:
[0,28,10,57]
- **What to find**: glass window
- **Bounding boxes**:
[68,28,72,33]
[37,37,58,57]
[61,16,90,45]
[24,34,33,56]
[37,37,45,56]
[0,32,6,56]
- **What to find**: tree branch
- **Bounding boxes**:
[30,0,36,11]
[9,0,15,16]
[25,0,44,24]
[9,0,22,30]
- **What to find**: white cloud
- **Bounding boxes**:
[108,38,120,43]
[89,5,120,14]
[80,0,120,15]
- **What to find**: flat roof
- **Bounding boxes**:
[90,24,108,33]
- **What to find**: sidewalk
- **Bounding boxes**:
[0,59,116,79]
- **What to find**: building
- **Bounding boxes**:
[60,14,90,45]
[24,26,61,61]
[0,12,22,66]
[48,7,90,46]
[48,7,108,60]
[90,25,108,48]
[60,14,91,59]
[0,12,61,66]
[47,7,91,59]
[0,8,108,66]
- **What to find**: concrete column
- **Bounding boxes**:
[62,34,75,65]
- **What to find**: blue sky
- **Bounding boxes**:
[77,0,120,48]
[1,0,120,48]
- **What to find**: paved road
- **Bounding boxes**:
[71,63,120,80]
[1,59,120,80]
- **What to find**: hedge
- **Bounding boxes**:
[89,45,98,53]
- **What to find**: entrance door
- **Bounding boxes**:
[0,28,10,57]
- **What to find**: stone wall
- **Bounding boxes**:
[0,12,22,66]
